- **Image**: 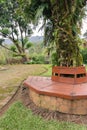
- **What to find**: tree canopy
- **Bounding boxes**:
[0,0,32,62]
[0,0,87,65]
[19,0,87,66]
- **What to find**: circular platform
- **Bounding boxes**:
[23,76,87,115]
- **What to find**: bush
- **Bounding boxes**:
[51,52,59,66]
[26,55,45,64]
[81,48,87,64]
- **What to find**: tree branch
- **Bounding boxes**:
[19,26,25,52]
[0,44,18,53]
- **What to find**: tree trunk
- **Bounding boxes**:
[21,54,29,63]
[51,0,84,67]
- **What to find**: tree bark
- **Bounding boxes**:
[21,54,29,63]
[51,0,84,67]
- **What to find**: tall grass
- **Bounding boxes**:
[0,47,13,65]
[0,48,7,64]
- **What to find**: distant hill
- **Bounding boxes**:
[4,38,12,44]
[4,36,44,44]
[29,36,43,43]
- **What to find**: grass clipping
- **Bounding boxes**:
[0,102,86,130]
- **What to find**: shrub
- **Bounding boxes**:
[51,52,59,66]
[27,55,45,64]
[81,48,87,64]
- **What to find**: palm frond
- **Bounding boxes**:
[44,20,54,46]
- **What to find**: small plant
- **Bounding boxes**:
[25,54,46,64]
[81,48,87,64]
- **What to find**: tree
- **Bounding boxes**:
[19,0,86,66]
[0,0,32,62]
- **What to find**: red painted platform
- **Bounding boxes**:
[52,66,87,84]
[23,76,87,100]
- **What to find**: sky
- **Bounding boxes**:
[32,18,87,37]
[31,20,44,36]
[81,18,87,36]
[32,27,44,36]
[81,6,87,36]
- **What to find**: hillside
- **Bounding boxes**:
[4,36,44,44]
[29,36,43,43]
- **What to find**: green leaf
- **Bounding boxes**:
[0,28,10,35]
[26,42,32,49]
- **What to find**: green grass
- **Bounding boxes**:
[42,64,52,77]
[0,102,86,130]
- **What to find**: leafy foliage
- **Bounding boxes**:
[0,0,32,62]
[30,54,45,64]
[81,48,87,64]
[19,0,87,66]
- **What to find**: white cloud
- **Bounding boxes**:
[31,20,44,36]
[81,18,87,35]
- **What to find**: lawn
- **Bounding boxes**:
[0,64,51,108]
[0,102,86,130]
